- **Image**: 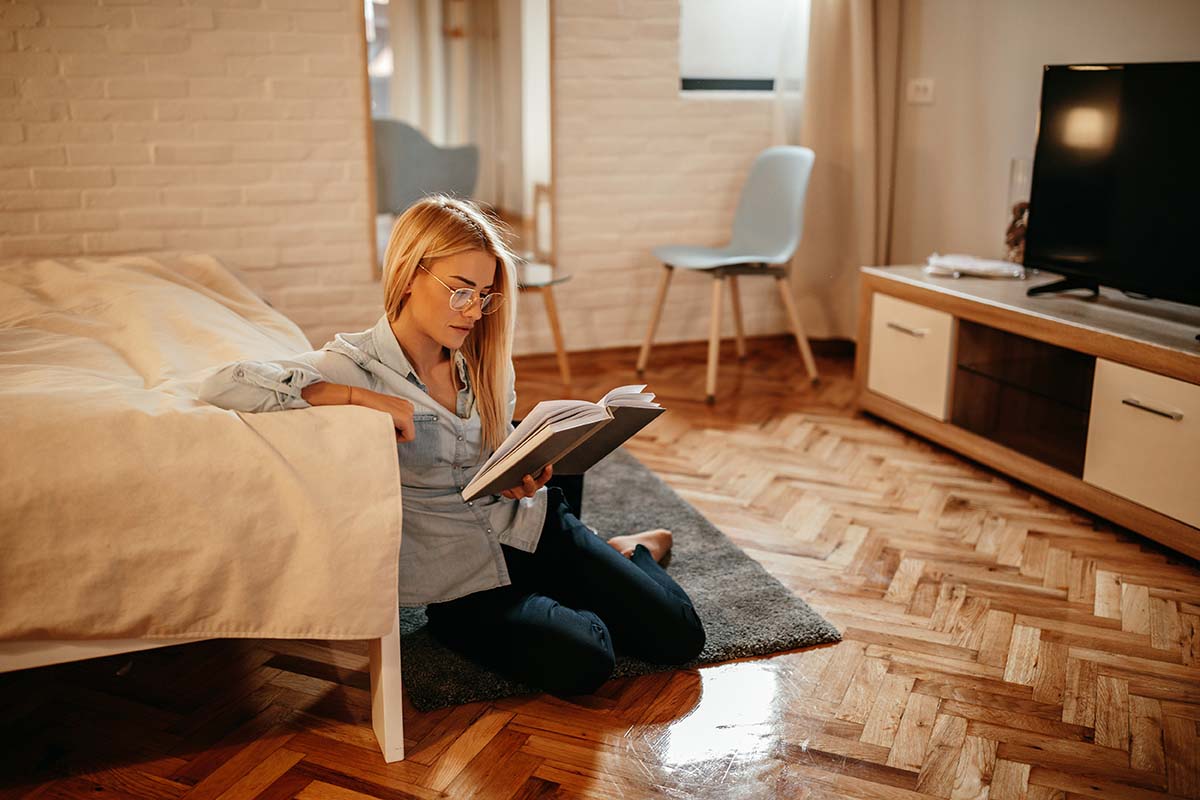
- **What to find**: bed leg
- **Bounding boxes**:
[368,607,405,762]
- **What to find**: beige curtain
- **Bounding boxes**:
[387,0,447,144]
[462,0,500,207]
[788,0,902,340]
[383,0,499,206]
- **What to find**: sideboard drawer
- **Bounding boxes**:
[867,293,957,420]
[1084,359,1200,528]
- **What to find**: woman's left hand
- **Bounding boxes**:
[500,464,552,500]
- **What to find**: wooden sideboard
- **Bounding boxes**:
[855,265,1200,560]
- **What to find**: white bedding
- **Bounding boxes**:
[0,255,403,641]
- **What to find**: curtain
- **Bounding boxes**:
[460,0,500,207]
[379,0,499,207]
[385,0,447,145]
[771,0,810,147]
[778,0,902,340]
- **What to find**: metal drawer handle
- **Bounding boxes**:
[1121,397,1184,421]
[886,321,927,338]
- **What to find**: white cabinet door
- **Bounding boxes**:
[867,293,957,420]
[1084,359,1200,528]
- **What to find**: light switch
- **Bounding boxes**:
[906,78,935,105]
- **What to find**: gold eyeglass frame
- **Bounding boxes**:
[418,264,504,315]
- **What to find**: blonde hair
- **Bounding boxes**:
[381,195,518,453]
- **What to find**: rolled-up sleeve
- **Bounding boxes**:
[197,350,362,412]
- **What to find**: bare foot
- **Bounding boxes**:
[606,529,673,562]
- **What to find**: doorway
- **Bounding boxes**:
[362,0,554,274]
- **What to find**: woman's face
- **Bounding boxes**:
[404,249,498,350]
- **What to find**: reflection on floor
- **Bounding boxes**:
[2,336,1198,799]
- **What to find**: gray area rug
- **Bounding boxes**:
[399,448,842,711]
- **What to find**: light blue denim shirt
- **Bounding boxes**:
[197,314,548,606]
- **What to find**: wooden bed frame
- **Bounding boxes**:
[1,474,585,767]
[0,607,406,763]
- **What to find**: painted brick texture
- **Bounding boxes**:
[526,0,787,357]
[1,0,378,348]
[2,0,786,356]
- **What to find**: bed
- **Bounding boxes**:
[0,254,407,762]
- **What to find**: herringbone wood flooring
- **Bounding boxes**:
[3,337,1198,799]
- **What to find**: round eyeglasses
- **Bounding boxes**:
[419,264,504,315]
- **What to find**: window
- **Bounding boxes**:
[678,0,809,94]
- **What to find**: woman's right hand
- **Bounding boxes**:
[350,387,416,443]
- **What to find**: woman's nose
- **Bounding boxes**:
[463,300,484,321]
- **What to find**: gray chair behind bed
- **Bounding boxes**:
[372,117,479,215]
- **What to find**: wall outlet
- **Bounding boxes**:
[906,78,935,105]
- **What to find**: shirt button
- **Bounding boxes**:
[457,435,463,441]
[487,529,493,534]
[467,501,473,506]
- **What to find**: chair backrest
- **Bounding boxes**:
[372,117,480,214]
[728,146,815,264]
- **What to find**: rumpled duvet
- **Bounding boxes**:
[0,254,402,641]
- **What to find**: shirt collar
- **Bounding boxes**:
[370,314,470,389]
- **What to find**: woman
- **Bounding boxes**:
[199,196,705,696]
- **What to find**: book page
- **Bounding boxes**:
[598,384,648,405]
[463,413,612,500]
[486,398,599,468]
[466,384,664,498]
[599,384,660,408]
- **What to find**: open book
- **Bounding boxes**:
[462,385,665,501]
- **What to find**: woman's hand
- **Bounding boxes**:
[500,464,552,500]
[346,386,416,442]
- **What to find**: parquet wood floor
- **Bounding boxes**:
[3,337,1199,799]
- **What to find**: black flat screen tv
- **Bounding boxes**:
[1023,61,1200,307]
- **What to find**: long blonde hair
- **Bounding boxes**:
[381,195,518,453]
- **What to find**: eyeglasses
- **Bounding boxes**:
[418,264,504,315]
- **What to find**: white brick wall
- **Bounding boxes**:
[514,0,788,357]
[0,0,379,348]
[2,0,788,357]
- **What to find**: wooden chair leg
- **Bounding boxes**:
[706,274,724,403]
[728,274,747,360]
[369,606,405,762]
[636,265,673,375]
[540,285,571,385]
[776,276,819,382]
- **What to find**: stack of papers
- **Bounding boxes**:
[924,253,1025,279]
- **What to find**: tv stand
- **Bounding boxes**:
[1025,273,1099,298]
[856,266,1200,560]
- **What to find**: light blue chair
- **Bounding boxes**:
[636,146,819,402]
[372,118,479,214]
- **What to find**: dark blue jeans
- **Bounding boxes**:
[424,487,706,696]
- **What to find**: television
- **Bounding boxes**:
[1023,61,1200,307]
